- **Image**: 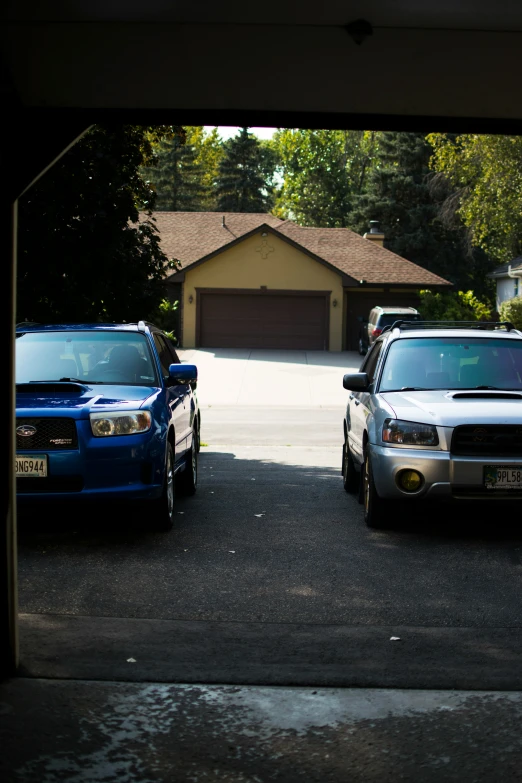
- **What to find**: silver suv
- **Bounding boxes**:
[342,321,522,528]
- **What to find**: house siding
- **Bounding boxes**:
[496,277,521,311]
[181,231,344,350]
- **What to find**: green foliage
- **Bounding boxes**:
[215,128,276,212]
[186,127,224,210]
[427,133,522,263]
[271,129,377,226]
[147,297,179,341]
[419,290,494,322]
[17,125,182,323]
[141,132,204,211]
[142,126,224,212]
[350,131,496,298]
[499,297,522,329]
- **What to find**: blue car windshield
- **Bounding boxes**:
[16,330,159,386]
[379,336,522,392]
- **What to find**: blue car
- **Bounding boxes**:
[15,321,200,531]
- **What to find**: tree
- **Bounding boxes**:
[185,126,224,211]
[349,131,496,299]
[17,125,183,323]
[427,133,522,263]
[141,131,204,211]
[215,127,276,212]
[272,128,377,226]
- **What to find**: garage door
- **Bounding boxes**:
[198,292,328,349]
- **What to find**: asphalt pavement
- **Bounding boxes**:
[5,348,522,781]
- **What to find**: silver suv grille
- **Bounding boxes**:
[451,425,522,457]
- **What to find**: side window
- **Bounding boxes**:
[167,340,180,364]
[153,334,172,378]
[363,342,383,383]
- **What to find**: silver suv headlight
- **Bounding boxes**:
[90,410,152,437]
[382,418,439,447]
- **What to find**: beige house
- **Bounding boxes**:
[154,212,451,351]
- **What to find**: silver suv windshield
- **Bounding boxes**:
[379,336,522,392]
[16,330,159,386]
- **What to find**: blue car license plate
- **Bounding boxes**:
[16,455,48,477]
[484,465,522,490]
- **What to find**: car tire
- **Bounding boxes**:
[196,417,201,453]
[358,338,366,356]
[342,435,359,493]
[153,441,175,531]
[363,452,390,529]
[177,428,198,496]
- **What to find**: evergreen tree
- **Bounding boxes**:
[215,128,276,212]
[349,132,495,299]
[143,133,205,211]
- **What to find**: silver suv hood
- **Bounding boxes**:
[380,389,522,427]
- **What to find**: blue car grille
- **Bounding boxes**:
[16,418,78,451]
[451,425,522,457]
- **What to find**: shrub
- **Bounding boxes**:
[499,296,522,329]
[147,297,179,343]
[419,290,494,322]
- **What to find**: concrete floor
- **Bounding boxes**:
[2,679,522,782]
[178,348,361,407]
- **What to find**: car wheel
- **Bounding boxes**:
[177,428,198,496]
[196,417,201,453]
[342,435,359,493]
[363,452,390,529]
[153,441,175,531]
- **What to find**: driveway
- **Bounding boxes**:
[16,344,522,692]
[178,348,361,407]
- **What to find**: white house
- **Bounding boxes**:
[488,256,522,311]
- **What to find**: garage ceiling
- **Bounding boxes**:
[3,1,522,123]
[5,1,522,28]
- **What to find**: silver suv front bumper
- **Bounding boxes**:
[369,444,522,501]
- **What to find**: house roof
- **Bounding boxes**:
[149,212,451,287]
[488,256,522,278]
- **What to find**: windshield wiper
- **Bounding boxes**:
[383,387,434,392]
[25,377,86,384]
[467,385,522,392]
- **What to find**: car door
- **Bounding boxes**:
[170,342,199,438]
[153,332,191,462]
[348,341,383,462]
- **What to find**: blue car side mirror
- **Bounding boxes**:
[169,364,198,383]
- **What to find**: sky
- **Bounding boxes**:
[204,126,278,140]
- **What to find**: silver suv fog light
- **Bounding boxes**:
[396,469,423,493]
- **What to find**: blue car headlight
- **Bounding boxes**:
[90,410,152,437]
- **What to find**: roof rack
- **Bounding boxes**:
[382,320,517,334]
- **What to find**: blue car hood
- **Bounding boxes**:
[16,382,159,417]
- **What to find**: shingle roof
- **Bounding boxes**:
[149,212,451,287]
[275,221,450,286]
[488,256,522,278]
[150,212,284,266]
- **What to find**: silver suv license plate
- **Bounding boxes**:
[484,466,522,490]
[16,455,48,477]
